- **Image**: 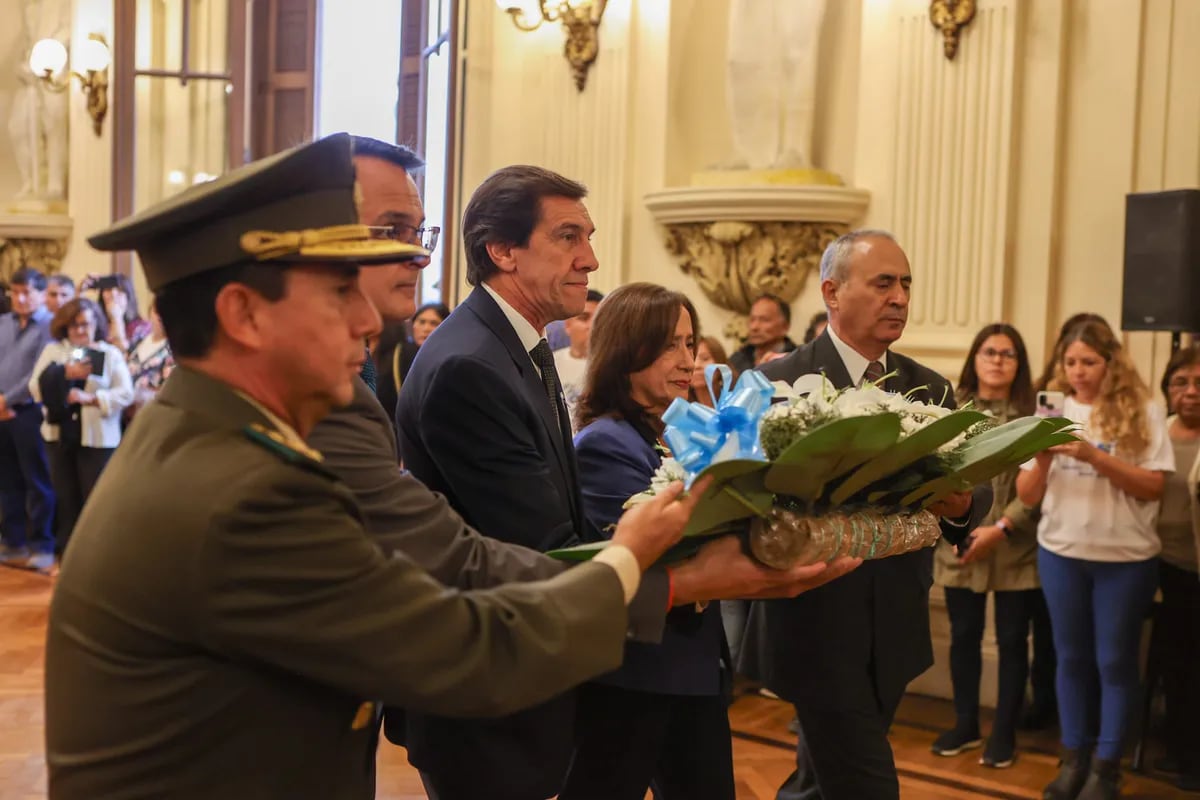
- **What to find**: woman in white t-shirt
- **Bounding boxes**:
[1017,320,1172,800]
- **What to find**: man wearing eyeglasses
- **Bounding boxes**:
[304,139,859,800]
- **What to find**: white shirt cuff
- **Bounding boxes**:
[592,544,640,605]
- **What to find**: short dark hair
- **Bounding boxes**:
[11,268,47,291]
[576,282,699,440]
[350,136,425,173]
[754,294,791,325]
[1161,344,1200,408]
[412,301,451,324]
[956,322,1035,416]
[461,166,588,287]
[156,263,289,359]
[51,297,109,343]
[803,311,828,343]
[48,274,76,290]
[100,274,144,325]
[586,289,605,304]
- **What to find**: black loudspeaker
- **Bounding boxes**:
[1121,189,1200,332]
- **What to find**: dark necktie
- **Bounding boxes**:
[360,345,377,392]
[529,339,564,436]
[862,359,885,387]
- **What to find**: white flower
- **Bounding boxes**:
[624,457,687,508]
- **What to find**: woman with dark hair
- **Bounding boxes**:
[29,297,132,562]
[932,323,1041,768]
[558,282,733,800]
[1151,345,1200,791]
[690,335,729,408]
[375,301,450,440]
[88,273,151,353]
[802,310,828,344]
[1018,320,1172,800]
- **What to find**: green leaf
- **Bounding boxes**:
[764,415,902,503]
[547,527,744,565]
[829,410,986,505]
[900,417,1079,506]
[545,540,609,562]
[683,471,774,537]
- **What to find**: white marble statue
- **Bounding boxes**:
[8,0,70,210]
[726,0,827,170]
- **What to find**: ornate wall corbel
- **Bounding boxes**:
[0,214,73,280]
[645,185,869,340]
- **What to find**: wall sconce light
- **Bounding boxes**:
[496,0,608,92]
[29,33,111,136]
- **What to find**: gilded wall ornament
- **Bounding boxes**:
[0,234,69,279]
[929,0,976,60]
[663,221,844,340]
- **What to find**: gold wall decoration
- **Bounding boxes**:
[498,0,608,92]
[0,214,73,280]
[663,221,844,340]
[0,236,69,279]
[929,0,976,60]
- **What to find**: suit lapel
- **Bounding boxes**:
[812,331,854,390]
[463,289,581,525]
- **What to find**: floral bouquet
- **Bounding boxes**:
[548,366,1077,567]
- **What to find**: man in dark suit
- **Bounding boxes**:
[395,166,857,799]
[753,229,990,800]
[45,135,708,800]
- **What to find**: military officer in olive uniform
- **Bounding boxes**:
[44,134,704,800]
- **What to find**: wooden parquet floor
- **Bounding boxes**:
[0,566,1186,799]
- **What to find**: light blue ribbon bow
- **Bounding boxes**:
[661,365,773,484]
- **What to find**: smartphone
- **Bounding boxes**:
[71,347,106,375]
[1036,390,1066,418]
[97,275,121,292]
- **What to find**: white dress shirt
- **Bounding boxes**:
[480,282,641,602]
[826,324,890,386]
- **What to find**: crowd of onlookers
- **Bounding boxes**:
[3,263,1196,793]
[0,268,174,576]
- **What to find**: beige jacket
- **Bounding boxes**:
[934,398,1041,593]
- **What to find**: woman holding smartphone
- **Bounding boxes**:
[932,324,1040,769]
[29,298,133,560]
[1017,320,1172,800]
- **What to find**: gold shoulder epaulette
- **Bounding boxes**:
[242,423,334,478]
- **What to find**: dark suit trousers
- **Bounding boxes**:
[558,682,734,800]
[46,442,113,555]
[777,686,903,800]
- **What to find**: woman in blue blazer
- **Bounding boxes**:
[558,283,733,800]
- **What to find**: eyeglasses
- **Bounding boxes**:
[978,348,1018,362]
[1167,377,1200,391]
[369,223,440,253]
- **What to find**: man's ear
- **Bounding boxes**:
[820,278,839,312]
[213,282,269,351]
[485,240,518,275]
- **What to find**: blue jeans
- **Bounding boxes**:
[1037,547,1158,760]
[0,405,56,554]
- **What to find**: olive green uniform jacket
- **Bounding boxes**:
[45,367,629,800]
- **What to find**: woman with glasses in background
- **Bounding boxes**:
[932,323,1041,769]
[1151,346,1200,792]
[30,298,132,566]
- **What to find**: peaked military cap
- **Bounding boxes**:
[88,133,427,291]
